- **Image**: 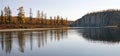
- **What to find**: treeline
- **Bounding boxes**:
[0,6,68,28]
[0,6,12,24]
[70,9,120,27]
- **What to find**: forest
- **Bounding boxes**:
[70,9,120,27]
[0,6,68,29]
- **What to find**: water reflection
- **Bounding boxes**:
[18,31,25,53]
[77,28,120,43]
[0,29,68,54]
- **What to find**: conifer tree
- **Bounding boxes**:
[37,10,40,24]
[29,8,32,23]
[8,6,11,24]
[4,6,8,24]
[50,16,52,25]
[0,11,3,24]
[17,6,25,24]
[41,11,44,24]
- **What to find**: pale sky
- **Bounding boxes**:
[0,0,120,20]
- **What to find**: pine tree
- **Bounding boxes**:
[17,6,25,24]
[8,6,11,24]
[0,11,3,24]
[41,11,44,24]
[37,10,40,24]
[61,17,63,25]
[44,13,47,25]
[57,15,60,25]
[4,6,8,24]
[50,16,52,25]
[41,11,44,19]
[65,17,68,25]
[29,8,32,23]
[54,16,56,25]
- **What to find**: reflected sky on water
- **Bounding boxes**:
[1,28,120,56]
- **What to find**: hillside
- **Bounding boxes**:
[70,9,120,27]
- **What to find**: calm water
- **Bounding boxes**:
[1,28,120,56]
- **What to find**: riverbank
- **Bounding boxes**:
[0,24,68,29]
[0,27,69,32]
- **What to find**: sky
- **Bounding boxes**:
[0,0,120,20]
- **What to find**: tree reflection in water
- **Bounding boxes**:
[18,31,25,53]
[0,29,68,54]
[77,28,120,43]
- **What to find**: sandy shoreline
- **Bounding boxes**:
[0,26,117,32]
[0,27,69,32]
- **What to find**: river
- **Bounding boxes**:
[0,28,120,56]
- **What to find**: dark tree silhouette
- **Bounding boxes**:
[0,11,3,24]
[8,6,12,24]
[29,8,32,23]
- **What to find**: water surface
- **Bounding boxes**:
[0,28,120,56]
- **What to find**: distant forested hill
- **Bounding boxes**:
[70,9,120,27]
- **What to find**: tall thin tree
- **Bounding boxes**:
[8,6,11,24]
[4,6,8,24]
[0,11,3,24]
[29,8,32,24]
